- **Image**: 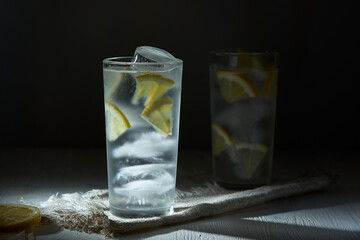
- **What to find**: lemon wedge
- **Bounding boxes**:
[261,65,278,99]
[211,123,233,155]
[0,204,41,232]
[103,69,125,100]
[237,48,264,70]
[216,70,258,102]
[132,74,174,106]
[105,101,131,141]
[235,142,268,178]
[141,97,173,136]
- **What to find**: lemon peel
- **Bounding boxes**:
[216,70,258,102]
[0,204,41,232]
[105,101,131,141]
[132,74,174,106]
[141,97,173,136]
[211,123,233,155]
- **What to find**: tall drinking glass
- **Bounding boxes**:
[102,52,183,216]
[209,50,279,189]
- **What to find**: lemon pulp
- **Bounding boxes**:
[211,123,233,155]
[105,101,131,141]
[132,74,174,106]
[141,97,173,136]
[235,142,269,178]
[0,204,41,232]
[261,66,278,99]
[216,70,258,102]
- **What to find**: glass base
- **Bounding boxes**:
[109,205,174,218]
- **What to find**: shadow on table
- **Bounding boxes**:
[228,187,360,219]
[0,217,62,240]
[178,189,360,240]
[115,187,360,239]
[115,219,360,240]
[189,219,360,240]
[116,214,360,240]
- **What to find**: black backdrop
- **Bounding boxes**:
[1,0,359,152]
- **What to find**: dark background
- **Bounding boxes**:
[1,0,359,152]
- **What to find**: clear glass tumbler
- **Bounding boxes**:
[102,56,183,216]
[209,50,279,189]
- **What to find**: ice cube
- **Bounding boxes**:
[132,46,176,63]
[113,179,173,197]
[116,163,171,180]
[213,98,272,142]
[238,67,268,90]
[130,46,178,72]
[112,131,176,159]
[213,101,252,140]
[113,164,175,195]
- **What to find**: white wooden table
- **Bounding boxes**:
[1,148,359,239]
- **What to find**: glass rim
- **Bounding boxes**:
[103,56,183,66]
[209,50,279,56]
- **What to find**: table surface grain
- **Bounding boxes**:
[0,148,359,240]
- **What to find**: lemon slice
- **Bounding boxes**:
[211,123,233,155]
[0,204,41,232]
[261,66,278,99]
[216,70,258,102]
[141,97,173,136]
[235,142,268,178]
[132,74,175,106]
[103,69,125,100]
[105,101,131,141]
